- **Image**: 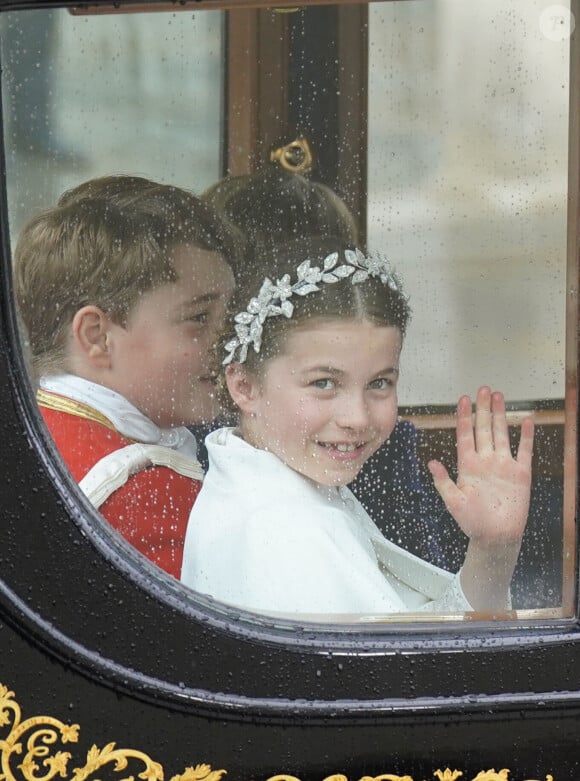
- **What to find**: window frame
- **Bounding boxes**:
[0,0,578,721]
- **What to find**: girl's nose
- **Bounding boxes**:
[335,394,370,431]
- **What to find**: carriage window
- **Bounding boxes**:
[1,0,576,624]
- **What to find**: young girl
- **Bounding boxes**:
[181,239,534,618]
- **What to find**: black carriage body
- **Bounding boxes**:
[1,1,579,779]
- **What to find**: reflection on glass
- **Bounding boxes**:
[368,0,569,406]
[1,8,223,234]
[2,0,575,622]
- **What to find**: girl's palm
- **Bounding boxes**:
[428,387,534,546]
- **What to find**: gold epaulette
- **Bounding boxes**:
[36,388,118,433]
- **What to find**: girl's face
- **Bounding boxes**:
[232,318,402,487]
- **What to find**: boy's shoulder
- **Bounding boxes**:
[40,404,202,490]
[40,404,202,580]
[40,404,131,482]
[37,375,206,579]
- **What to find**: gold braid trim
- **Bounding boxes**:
[36,389,119,434]
[0,682,555,781]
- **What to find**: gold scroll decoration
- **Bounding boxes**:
[0,683,554,781]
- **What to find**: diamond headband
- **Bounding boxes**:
[223,248,404,365]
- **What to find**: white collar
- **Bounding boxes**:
[40,374,198,459]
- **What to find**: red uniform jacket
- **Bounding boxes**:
[40,405,202,579]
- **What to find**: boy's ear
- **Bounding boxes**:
[225,364,261,415]
[71,306,113,368]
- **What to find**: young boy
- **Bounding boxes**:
[14,178,237,578]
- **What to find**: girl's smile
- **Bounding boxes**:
[229,318,402,486]
[316,440,368,459]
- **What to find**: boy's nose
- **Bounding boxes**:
[335,394,370,431]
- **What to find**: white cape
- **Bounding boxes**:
[181,428,471,619]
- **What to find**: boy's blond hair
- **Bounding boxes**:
[14,179,237,379]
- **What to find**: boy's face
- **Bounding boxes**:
[107,245,234,427]
[238,319,401,487]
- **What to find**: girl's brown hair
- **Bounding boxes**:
[217,237,410,411]
[203,167,359,264]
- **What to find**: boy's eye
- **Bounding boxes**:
[311,378,336,391]
[186,311,209,325]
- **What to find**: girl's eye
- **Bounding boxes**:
[368,377,394,391]
[312,378,336,391]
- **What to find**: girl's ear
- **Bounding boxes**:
[225,364,261,415]
[71,306,113,369]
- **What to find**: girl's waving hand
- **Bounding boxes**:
[428,386,535,610]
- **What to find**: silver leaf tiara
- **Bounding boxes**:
[223,248,405,365]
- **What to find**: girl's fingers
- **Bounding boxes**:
[474,385,493,454]
[516,416,535,468]
[427,459,448,481]
[490,390,510,453]
[428,459,465,516]
[456,394,475,462]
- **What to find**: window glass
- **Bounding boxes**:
[2,0,576,625]
[366,0,573,614]
[2,8,223,234]
[368,0,569,406]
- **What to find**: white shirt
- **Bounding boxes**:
[181,428,471,620]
